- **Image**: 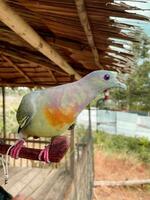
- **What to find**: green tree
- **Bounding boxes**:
[111,31,150,112]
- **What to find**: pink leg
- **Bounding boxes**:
[9,139,25,159]
[38,145,51,163]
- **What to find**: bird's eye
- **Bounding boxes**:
[104,74,110,80]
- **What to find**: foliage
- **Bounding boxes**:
[0,87,31,96]
[94,131,150,163]
[127,62,150,111]
[132,31,150,61]
[111,31,150,112]
[75,124,89,144]
[0,88,30,136]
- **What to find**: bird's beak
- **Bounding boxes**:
[111,71,127,90]
[116,80,127,90]
[116,77,127,90]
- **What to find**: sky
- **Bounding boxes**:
[114,0,150,36]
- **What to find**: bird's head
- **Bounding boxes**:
[87,70,127,91]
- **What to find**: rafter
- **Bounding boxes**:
[74,0,103,68]
[47,69,57,83]
[2,55,33,83]
[0,47,66,75]
[0,0,81,80]
[0,81,71,88]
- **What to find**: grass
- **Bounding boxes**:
[94,131,150,164]
[75,124,150,164]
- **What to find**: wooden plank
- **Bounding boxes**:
[3,168,31,191]
[21,168,53,197]
[31,169,65,200]
[0,167,21,186]
[45,171,70,200]
[6,168,40,196]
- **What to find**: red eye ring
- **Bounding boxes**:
[104,74,110,80]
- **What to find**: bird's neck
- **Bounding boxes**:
[77,75,103,107]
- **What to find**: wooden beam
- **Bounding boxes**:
[75,0,103,68]
[0,46,66,75]
[0,45,90,76]
[0,81,72,88]
[0,0,81,80]
[2,56,33,83]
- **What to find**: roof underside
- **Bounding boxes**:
[0,0,149,87]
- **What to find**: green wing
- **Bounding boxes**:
[16,95,34,133]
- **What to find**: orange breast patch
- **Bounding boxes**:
[44,106,76,128]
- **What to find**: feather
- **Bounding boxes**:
[17,115,31,133]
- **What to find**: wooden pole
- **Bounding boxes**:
[2,87,6,141]
[0,136,70,163]
[88,106,94,200]
[88,106,92,138]
[75,0,103,68]
[94,179,150,187]
[70,127,75,178]
[0,0,81,80]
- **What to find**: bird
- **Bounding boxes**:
[9,70,126,163]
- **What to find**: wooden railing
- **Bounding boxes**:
[65,139,94,200]
[64,108,94,200]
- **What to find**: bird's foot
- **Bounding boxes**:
[8,139,25,159]
[38,136,70,163]
[38,145,51,163]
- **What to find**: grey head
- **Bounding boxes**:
[84,70,126,92]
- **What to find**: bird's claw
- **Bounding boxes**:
[38,145,51,163]
[9,139,25,159]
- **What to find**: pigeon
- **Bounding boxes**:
[9,70,126,163]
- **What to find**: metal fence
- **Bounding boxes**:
[77,108,150,140]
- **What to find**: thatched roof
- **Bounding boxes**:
[0,0,149,87]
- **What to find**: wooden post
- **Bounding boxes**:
[88,106,94,200]
[70,127,75,178]
[2,87,6,141]
[96,106,99,133]
[88,106,92,138]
